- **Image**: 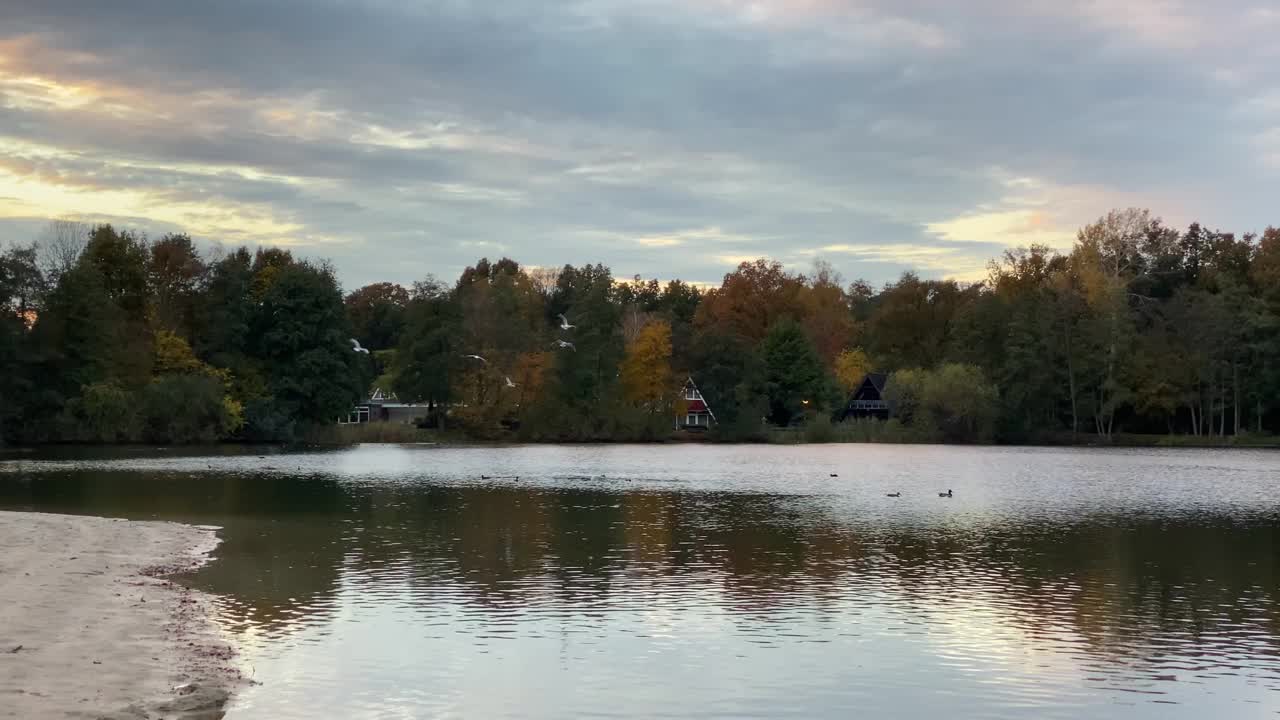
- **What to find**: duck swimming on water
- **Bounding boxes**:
[938,489,953,498]
[886,491,901,498]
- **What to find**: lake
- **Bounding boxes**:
[2,443,1279,718]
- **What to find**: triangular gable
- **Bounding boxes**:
[848,372,888,404]
[683,376,717,422]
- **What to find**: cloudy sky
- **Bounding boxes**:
[1,1,1278,289]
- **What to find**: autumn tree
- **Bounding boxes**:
[863,272,972,371]
[833,348,871,394]
[621,319,673,408]
[1073,209,1151,439]
[694,259,803,344]
[345,282,410,351]
[148,233,205,336]
[800,260,857,367]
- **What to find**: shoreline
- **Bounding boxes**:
[5,432,1280,454]
[0,511,243,720]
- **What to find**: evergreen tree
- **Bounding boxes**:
[761,318,834,426]
[250,262,363,437]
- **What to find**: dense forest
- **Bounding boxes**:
[2,208,1279,445]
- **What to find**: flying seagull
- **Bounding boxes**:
[557,314,576,330]
[505,376,517,388]
[350,338,370,354]
[461,354,488,364]
[553,340,576,351]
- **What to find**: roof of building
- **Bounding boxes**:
[864,373,888,393]
[682,376,716,421]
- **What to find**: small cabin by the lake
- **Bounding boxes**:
[338,388,427,425]
[676,377,716,430]
[842,372,889,420]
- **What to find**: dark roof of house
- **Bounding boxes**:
[864,373,888,393]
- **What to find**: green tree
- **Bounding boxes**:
[656,279,701,371]
[919,363,999,442]
[761,319,833,426]
[59,381,136,443]
[394,279,459,427]
[194,248,254,368]
[250,261,363,437]
[542,263,624,438]
[78,225,153,385]
[884,365,997,442]
[883,369,926,427]
[83,225,150,316]
[688,329,766,439]
[29,262,123,403]
[451,258,545,420]
[0,245,41,443]
[139,374,240,443]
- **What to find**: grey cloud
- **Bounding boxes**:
[0,0,1277,288]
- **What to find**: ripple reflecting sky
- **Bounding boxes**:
[3,444,1280,718]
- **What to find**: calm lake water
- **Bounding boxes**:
[3,443,1280,718]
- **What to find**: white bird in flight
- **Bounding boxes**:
[350,338,370,354]
[461,354,488,364]
[505,376,517,388]
[553,340,576,351]
[557,314,576,330]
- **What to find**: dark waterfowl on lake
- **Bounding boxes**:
[886,492,901,498]
[938,489,953,498]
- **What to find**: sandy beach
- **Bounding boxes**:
[0,511,241,719]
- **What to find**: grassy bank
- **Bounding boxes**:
[1112,432,1280,448]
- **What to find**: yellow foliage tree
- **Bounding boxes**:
[834,348,871,393]
[153,330,205,375]
[152,330,243,433]
[620,320,673,410]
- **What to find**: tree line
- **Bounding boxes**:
[3,208,1279,444]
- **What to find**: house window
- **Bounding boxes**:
[685,388,698,401]
[687,414,698,426]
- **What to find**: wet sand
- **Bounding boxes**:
[0,511,241,719]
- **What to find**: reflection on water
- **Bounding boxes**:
[3,444,1280,718]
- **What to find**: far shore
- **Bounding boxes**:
[0,511,243,720]
[4,429,1280,455]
